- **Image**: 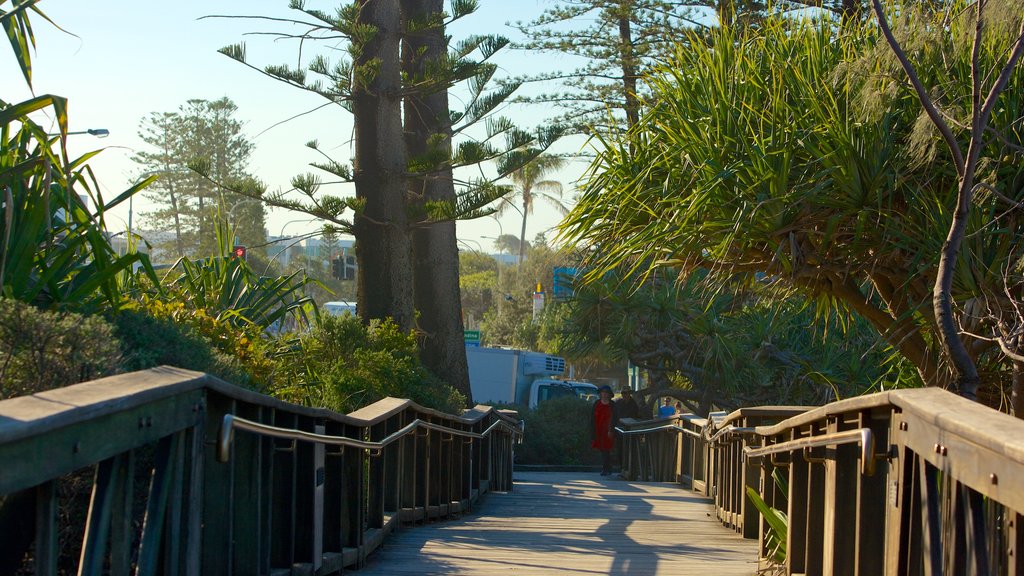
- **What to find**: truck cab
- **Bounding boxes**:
[529,379,600,408]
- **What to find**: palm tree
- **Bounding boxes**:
[499,155,567,265]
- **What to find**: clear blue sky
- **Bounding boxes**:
[3,1,591,252]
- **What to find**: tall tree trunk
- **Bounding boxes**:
[616,2,640,131]
[518,197,529,266]
[402,0,472,402]
[169,186,184,257]
[352,0,415,330]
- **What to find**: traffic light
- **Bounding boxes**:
[232,245,247,260]
[331,257,342,279]
[342,255,356,280]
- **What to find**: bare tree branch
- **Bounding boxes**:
[869,0,966,175]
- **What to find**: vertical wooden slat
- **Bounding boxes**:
[165,430,187,576]
[919,457,943,576]
[1010,512,1024,576]
[422,424,433,513]
[322,425,344,556]
[185,411,205,576]
[137,433,179,576]
[259,409,275,575]
[470,416,482,500]
[34,480,58,576]
[109,452,134,576]
[339,424,364,552]
[202,395,235,575]
[231,404,262,576]
[897,449,923,576]
[742,434,761,539]
[966,486,990,576]
[313,423,325,572]
[400,411,418,516]
[824,417,858,575]
[947,479,965,574]
[461,431,473,509]
[854,412,887,576]
[269,412,297,568]
[788,434,809,575]
[368,421,386,529]
[292,416,317,564]
[805,444,826,575]
[78,455,123,576]
[384,415,401,513]
[428,417,441,514]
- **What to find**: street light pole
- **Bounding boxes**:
[272,218,319,268]
[48,128,110,138]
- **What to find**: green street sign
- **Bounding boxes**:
[464,330,481,342]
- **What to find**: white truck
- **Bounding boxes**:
[465,346,598,408]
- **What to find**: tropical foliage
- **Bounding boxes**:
[540,270,901,412]
[269,312,466,414]
[746,469,789,567]
[0,3,465,418]
[560,12,1024,404]
[1,2,157,313]
[480,237,579,349]
[498,154,568,265]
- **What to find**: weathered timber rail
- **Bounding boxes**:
[619,388,1024,575]
[6,366,1024,575]
[0,366,519,574]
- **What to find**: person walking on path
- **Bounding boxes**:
[658,397,678,418]
[591,385,620,476]
[616,387,640,420]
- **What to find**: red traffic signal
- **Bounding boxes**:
[232,245,247,260]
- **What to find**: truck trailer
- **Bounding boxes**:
[465,346,597,408]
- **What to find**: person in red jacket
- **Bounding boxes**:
[591,385,620,476]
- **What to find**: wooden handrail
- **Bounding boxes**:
[744,427,878,476]
[0,367,521,575]
[621,387,1024,574]
[219,412,524,461]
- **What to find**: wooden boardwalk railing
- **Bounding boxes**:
[6,367,1024,575]
[0,367,519,575]
[619,388,1024,575]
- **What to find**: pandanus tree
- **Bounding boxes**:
[543,269,892,413]
[867,0,1024,407]
[560,10,1024,407]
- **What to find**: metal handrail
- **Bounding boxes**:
[615,423,704,439]
[707,425,757,443]
[218,413,523,463]
[743,427,877,476]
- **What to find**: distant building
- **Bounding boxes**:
[303,236,355,259]
[106,229,179,264]
[266,235,356,271]
[460,249,518,266]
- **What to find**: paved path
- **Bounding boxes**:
[357,471,759,575]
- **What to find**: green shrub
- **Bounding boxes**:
[515,396,600,466]
[270,313,466,414]
[109,307,254,387]
[0,299,121,399]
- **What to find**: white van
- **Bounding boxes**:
[323,301,357,316]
